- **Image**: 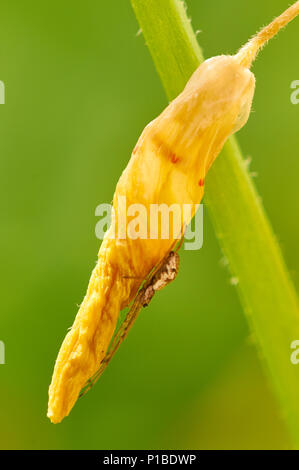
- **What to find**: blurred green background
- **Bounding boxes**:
[0,0,298,449]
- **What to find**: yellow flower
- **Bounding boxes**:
[48,1,299,423]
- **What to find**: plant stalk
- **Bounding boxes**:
[131,0,299,446]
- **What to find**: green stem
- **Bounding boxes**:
[131,0,299,446]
